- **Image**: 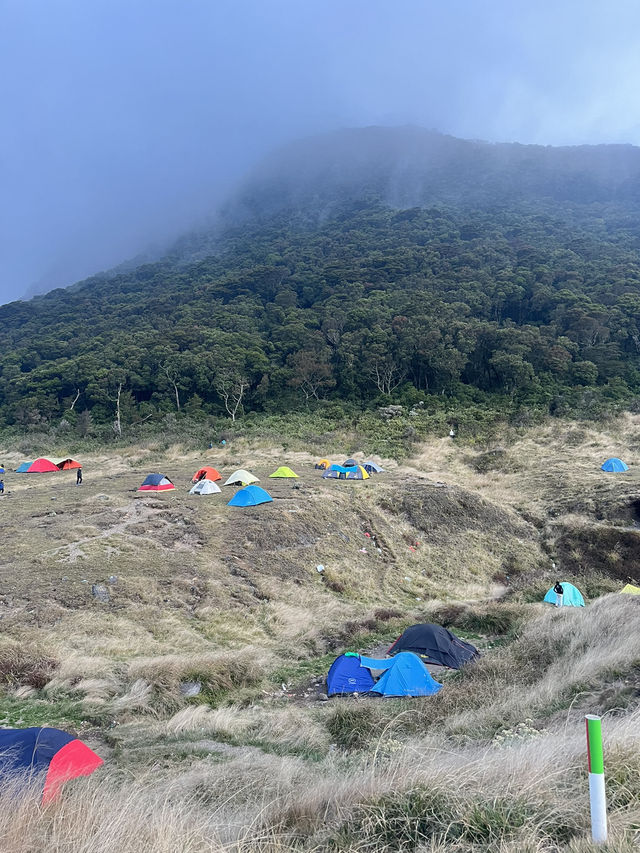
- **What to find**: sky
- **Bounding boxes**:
[3,0,640,303]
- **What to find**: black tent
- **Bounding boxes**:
[388,623,479,669]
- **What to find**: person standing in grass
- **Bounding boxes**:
[0,479,4,495]
[554,580,564,607]
[76,467,83,485]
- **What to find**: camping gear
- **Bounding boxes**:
[388,623,479,669]
[323,465,369,480]
[359,653,442,697]
[192,466,222,483]
[362,461,384,474]
[620,583,640,595]
[189,479,221,495]
[343,458,358,467]
[543,582,585,607]
[227,485,273,507]
[269,466,298,478]
[326,654,376,696]
[138,474,175,492]
[0,727,103,804]
[15,462,32,473]
[601,458,629,472]
[315,459,330,470]
[49,457,82,470]
[223,469,258,486]
[19,458,59,473]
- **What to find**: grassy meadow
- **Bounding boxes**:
[0,417,638,851]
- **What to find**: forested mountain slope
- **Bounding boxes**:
[4,127,640,429]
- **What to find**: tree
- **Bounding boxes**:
[215,371,249,421]
[76,409,93,437]
[287,346,335,401]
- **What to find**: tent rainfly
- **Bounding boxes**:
[223,469,258,486]
[362,461,384,474]
[388,623,479,669]
[269,466,298,478]
[227,485,273,507]
[601,458,629,472]
[0,727,103,804]
[48,457,82,470]
[358,652,442,697]
[315,459,330,470]
[326,654,376,696]
[138,474,175,492]
[621,583,640,595]
[192,466,222,483]
[20,458,60,473]
[543,582,585,607]
[189,479,221,495]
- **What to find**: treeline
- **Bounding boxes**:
[3,197,640,435]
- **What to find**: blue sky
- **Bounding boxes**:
[3,0,640,302]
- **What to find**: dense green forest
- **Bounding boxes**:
[4,128,640,436]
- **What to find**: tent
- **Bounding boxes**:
[543,583,585,607]
[315,459,330,470]
[192,466,222,483]
[21,458,60,473]
[189,479,221,495]
[138,474,175,492]
[0,727,102,804]
[16,462,32,473]
[326,654,375,696]
[359,653,442,697]
[227,485,272,507]
[224,469,258,486]
[269,466,298,478]
[323,465,369,480]
[388,623,479,669]
[621,583,640,595]
[48,457,81,470]
[363,461,384,474]
[601,458,629,472]
[343,458,358,467]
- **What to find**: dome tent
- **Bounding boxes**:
[343,458,358,467]
[16,462,32,473]
[227,485,272,507]
[601,458,629,472]
[621,583,640,595]
[388,623,479,669]
[19,458,59,473]
[224,469,258,486]
[363,461,384,474]
[0,727,102,803]
[326,654,375,696]
[269,466,298,478]
[192,466,221,483]
[359,653,442,697]
[138,474,175,492]
[315,459,330,470]
[323,465,369,480]
[543,582,585,607]
[189,479,221,495]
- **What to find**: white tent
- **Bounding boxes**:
[223,469,259,486]
[189,479,221,495]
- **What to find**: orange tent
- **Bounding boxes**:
[57,458,81,470]
[192,466,222,483]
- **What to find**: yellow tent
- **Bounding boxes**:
[269,466,298,478]
[620,583,640,595]
[315,459,330,470]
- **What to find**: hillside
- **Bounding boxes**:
[4,128,640,434]
[0,420,639,849]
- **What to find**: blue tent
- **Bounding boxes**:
[363,461,384,474]
[16,462,32,473]
[327,654,375,696]
[543,582,585,607]
[227,485,273,507]
[343,458,358,467]
[359,652,442,697]
[601,458,629,472]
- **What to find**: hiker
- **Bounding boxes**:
[554,580,564,607]
[0,479,4,495]
[76,467,83,485]
[449,428,456,439]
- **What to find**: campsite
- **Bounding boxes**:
[0,417,638,850]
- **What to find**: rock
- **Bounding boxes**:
[317,693,329,702]
[108,575,118,584]
[179,681,202,697]
[91,583,110,603]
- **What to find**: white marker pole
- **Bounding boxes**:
[586,714,607,844]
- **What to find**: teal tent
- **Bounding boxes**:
[16,462,32,473]
[601,458,628,472]
[358,652,442,697]
[543,582,585,607]
[227,485,273,507]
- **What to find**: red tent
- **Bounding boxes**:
[27,458,60,473]
[192,466,222,483]
[57,459,81,470]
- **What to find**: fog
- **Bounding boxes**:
[3,0,640,303]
